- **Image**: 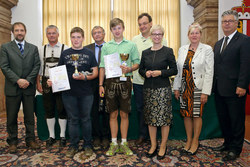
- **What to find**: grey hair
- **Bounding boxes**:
[45,25,59,34]
[221,10,239,21]
[150,24,165,35]
[91,26,105,35]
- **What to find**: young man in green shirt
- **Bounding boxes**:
[99,18,140,156]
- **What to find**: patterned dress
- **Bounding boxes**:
[180,50,204,117]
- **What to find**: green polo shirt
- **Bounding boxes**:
[132,33,168,85]
[99,38,140,76]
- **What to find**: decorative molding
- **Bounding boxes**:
[0,0,18,113]
[0,0,18,9]
[186,0,218,47]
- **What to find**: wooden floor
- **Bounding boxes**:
[0,111,250,141]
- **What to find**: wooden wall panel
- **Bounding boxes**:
[0,0,18,114]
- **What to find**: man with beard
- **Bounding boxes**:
[0,22,41,153]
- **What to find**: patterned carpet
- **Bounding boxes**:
[0,117,249,166]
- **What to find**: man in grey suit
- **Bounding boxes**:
[0,22,41,153]
[84,26,110,150]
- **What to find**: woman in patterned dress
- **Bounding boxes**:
[139,25,177,160]
[173,23,214,155]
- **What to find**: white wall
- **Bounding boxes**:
[11,0,43,47]
[11,0,194,49]
[180,0,194,46]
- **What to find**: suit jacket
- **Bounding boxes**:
[0,40,40,96]
[84,43,99,89]
[85,43,95,55]
[173,43,214,95]
[213,31,250,96]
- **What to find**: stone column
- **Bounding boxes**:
[0,0,18,114]
[186,0,218,47]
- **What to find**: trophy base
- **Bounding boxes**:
[73,73,79,77]
[120,77,127,81]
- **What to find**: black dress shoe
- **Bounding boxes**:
[187,149,198,155]
[213,145,228,152]
[46,137,56,147]
[222,151,239,161]
[145,146,157,158]
[60,137,67,147]
[157,148,167,160]
[180,147,189,154]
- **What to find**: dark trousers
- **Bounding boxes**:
[62,94,93,149]
[215,92,246,155]
[133,83,148,139]
[6,94,35,145]
[91,83,110,140]
[42,90,67,119]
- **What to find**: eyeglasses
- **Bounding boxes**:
[151,33,163,37]
[47,32,57,35]
[93,31,103,35]
[222,20,237,24]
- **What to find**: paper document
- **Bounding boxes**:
[49,65,71,93]
[104,53,122,79]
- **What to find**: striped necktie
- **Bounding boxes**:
[18,43,24,55]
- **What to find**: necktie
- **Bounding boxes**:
[97,45,103,64]
[18,43,24,55]
[221,36,229,54]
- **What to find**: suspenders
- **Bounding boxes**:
[42,44,65,77]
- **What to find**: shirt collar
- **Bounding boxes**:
[110,37,128,44]
[225,30,237,40]
[15,40,25,46]
[139,33,150,40]
[47,42,61,47]
[95,42,105,47]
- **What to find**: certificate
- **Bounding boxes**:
[49,65,71,93]
[104,53,122,79]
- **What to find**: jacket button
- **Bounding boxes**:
[194,77,196,79]
[193,72,195,74]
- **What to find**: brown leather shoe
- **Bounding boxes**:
[102,138,110,149]
[135,137,145,146]
[93,138,101,150]
[26,141,40,149]
[9,144,17,153]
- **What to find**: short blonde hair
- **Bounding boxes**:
[188,22,202,35]
[150,24,165,35]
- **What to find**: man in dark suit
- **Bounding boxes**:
[0,22,41,153]
[213,10,250,161]
[84,26,110,150]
